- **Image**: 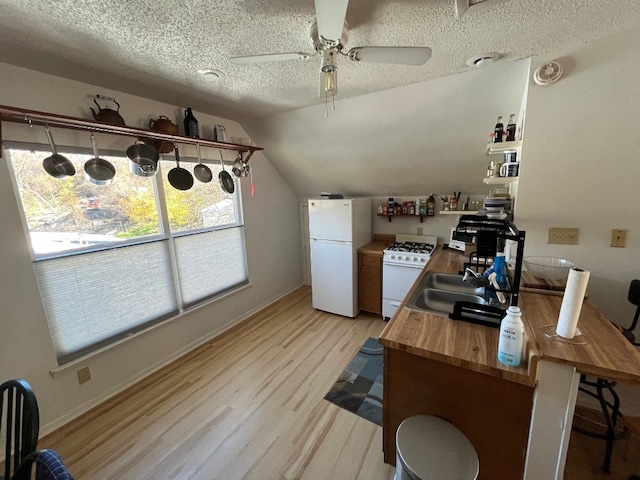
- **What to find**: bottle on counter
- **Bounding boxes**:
[426,194,436,216]
[184,107,199,138]
[497,306,525,367]
[506,114,517,141]
[493,115,504,143]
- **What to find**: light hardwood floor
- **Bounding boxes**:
[39,286,640,479]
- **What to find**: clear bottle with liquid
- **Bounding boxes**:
[493,115,504,143]
[506,114,517,141]
[497,306,525,367]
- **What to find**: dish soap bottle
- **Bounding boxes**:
[497,306,524,367]
[184,107,199,138]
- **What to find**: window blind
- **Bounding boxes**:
[173,227,248,307]
[34,241,179,363]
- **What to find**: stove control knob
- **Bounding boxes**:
[420,257,427,263]
[412,257,418,262]
[404,256,410,261]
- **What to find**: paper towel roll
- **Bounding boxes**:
[556,267,590,338]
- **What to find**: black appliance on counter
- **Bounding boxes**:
[450,215,526,327]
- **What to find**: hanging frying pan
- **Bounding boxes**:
[42,127,76,179]
[218,150,234,194]
[168,145,194,191]
[84,134,115,185]
[193,144,212,183]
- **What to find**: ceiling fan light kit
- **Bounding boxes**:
[229,0,431,115]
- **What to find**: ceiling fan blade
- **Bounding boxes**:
[230,52,315,65]
[348,46,432,65]
[314,0,349,43]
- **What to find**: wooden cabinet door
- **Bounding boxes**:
[359,253,382,314]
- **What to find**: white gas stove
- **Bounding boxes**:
[382,235,438,319]
[383,234,437,267]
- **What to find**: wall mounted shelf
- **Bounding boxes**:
[486,140,521,155]
[377,213,431,223]
[0,104,263,161]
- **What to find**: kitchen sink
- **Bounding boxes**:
[405,288,489,316]
[404,270,496,319]
[421,272,485,296]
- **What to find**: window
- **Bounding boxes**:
[7,141,247,364]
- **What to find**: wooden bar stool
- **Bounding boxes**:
[395,415,479,480]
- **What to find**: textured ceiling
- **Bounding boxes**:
[0,0,639,122]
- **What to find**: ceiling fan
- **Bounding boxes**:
[229,0,432,111]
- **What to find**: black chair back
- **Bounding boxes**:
[1,380,40,480]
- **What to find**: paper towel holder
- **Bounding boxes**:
[540,325,588,345]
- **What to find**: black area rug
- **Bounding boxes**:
[324,336,383,426]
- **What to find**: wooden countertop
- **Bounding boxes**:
[379,246,640,387]
[358,242,388,255]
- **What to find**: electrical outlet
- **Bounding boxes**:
[611,229,627,248]
[548,227,580,245]
[77,366,91,385]
[417,227,424,236]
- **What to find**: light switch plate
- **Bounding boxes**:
[611,229,627,248]
[548,227,579,245]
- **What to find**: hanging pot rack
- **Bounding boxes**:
[0,104,261,164]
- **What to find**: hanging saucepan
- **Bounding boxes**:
[168,145,194,191]
[42,127,76,179]
[84,134,116,186]
[126,139,159,177]
[193,144,212,183]
[218,150,234,194]
[232,152,245,178]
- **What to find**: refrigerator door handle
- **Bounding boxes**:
[311,238,352,245]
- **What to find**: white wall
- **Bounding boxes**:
[517,29,640,413]
[0,63,303,432]
[245,59,530,200]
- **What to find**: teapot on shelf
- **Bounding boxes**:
[148,115,179,153]
[90,94,126,126]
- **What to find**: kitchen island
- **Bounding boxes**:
[379,246,640,480]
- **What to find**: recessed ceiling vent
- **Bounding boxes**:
[533,61,563,86]
[467,52,501,68]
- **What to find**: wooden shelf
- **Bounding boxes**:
[377,213,433,223]
[0,104,263,158]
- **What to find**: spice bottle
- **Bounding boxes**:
[493,115,504,143]
[506,114,517,141]
[184,107,199,138]
[426,194,436,216]
[497,306,525,367]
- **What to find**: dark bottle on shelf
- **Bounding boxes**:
[184,107,199,138]
[493,115,504,142]
[506,114,517,141]
[426,194,436,216]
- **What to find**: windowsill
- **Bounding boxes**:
[49,281,253,377]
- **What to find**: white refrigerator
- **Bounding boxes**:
[308,198,371,317]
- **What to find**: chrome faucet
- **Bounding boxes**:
[463,268,487,285]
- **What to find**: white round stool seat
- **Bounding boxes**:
[395,415,479,480]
